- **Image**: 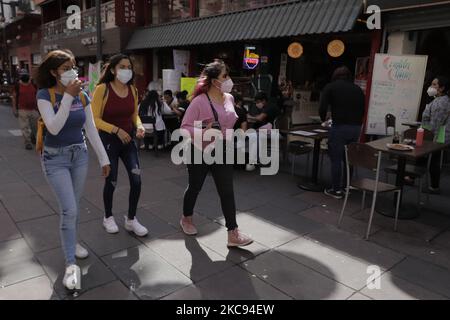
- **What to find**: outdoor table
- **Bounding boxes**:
[366,136,449,219]
[284,125,330,192]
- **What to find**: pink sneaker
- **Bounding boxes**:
[180,216,198,235]
[227,229,253,247]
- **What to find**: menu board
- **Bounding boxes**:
[366,54,428,135]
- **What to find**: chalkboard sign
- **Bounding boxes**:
[366,54,428,135]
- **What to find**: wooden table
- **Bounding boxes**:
[367,137,449,219]
[284,125,330,192]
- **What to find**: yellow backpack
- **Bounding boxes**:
[36,88,87,154]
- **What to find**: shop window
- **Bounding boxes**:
[152,0,191,24]
[32,54,42,65]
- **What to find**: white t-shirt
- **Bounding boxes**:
[148,102,174,131]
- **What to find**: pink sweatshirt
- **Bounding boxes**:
[181,93,238,147]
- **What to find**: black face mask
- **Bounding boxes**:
[20,75,30,82]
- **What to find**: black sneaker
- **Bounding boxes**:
[324,189,344,199]
[422,187,441,195]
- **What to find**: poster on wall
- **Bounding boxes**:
[366,54,428,135]
[173,50,190,76]
[88,62,101,96]
[163,69,182,93]
[354,57,370,92]
[181,77,198,99]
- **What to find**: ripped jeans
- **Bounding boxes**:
[100,132,141,220]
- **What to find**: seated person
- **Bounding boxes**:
[233,94,248,131]
[163,89,178,109]
[245,92,280,172]
[176,90,190,114]
[247,91,280,129]
[139,90,180,150]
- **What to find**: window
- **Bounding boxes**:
[32,54,42,65]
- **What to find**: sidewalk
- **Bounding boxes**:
[1,103,450,300]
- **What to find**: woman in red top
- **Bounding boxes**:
[92,54,148,237]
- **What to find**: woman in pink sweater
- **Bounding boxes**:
[180,60,253,247]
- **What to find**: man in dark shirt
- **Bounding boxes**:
[320,66,365,199]
[233,94,248,131]
[248,91,279,129]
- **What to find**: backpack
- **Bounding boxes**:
[36,88,88,154]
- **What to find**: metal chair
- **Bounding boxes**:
[384,128,434,207]
[385,114,396,136]
[338,143,401,240]
[288,141,313,176]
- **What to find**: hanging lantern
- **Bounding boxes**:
[287,42,303,59]
[327,40,345,58]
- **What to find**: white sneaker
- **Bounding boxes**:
[63,264,81,290]
[103,216,119,234]
[157,144,164,150]
[75,243,89,259]
[246,164,256,172]
[124,216,148,237]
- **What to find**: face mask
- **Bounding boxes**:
[117,69,133,84]
[215,78,234,93]
[60,69,78,87]
[427,87,438,97]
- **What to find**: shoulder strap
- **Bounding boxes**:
[205,93,219,122]
[79,92,87,108]
[48,88,56,107]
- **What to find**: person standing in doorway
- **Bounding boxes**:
[91,54,148,237]
[320,66,365,199]
[12,71,39,150]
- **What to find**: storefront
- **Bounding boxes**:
[127,0,370,121]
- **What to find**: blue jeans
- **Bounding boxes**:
[328,125,361,191]
[41,143,89,265]
[100,132,141,219]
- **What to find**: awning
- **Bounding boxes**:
[384,4,450,31]
[126,0,363,50]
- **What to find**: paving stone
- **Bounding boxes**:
[361,273,447,300]
[101,245,192,300]
[242,251,355,300]
[163,266,291,300]
[2,195,55,222]
[76,280,138,300]
[0,238,45,287]
[0,275,57,300]
[0,207,21,242]
[17,215,61,253]
[36,245,116,299]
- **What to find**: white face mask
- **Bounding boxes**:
[427,87,438,97]
[215,78,234,93]
[60,69,78,87]
[117,69,133,84]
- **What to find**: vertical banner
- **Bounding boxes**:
[88,62,101,96]
[366,54,428,135]
[278,53,288,85]
[180,77,198,99]
[173,50,190,76]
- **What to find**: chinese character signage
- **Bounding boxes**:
[115,0,143,26]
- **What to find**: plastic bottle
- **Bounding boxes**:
[416,127,424,147]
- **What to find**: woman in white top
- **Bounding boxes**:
[36,50,110,291]
[139,90,182,150]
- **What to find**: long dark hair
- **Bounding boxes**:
[192,59,229,98]
[140,90,162,116]
[36,50,75,89]
[436,76,450,96]
[98,54,135,85]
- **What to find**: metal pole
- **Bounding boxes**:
[0,0,8,79]
[96,0,102,62]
